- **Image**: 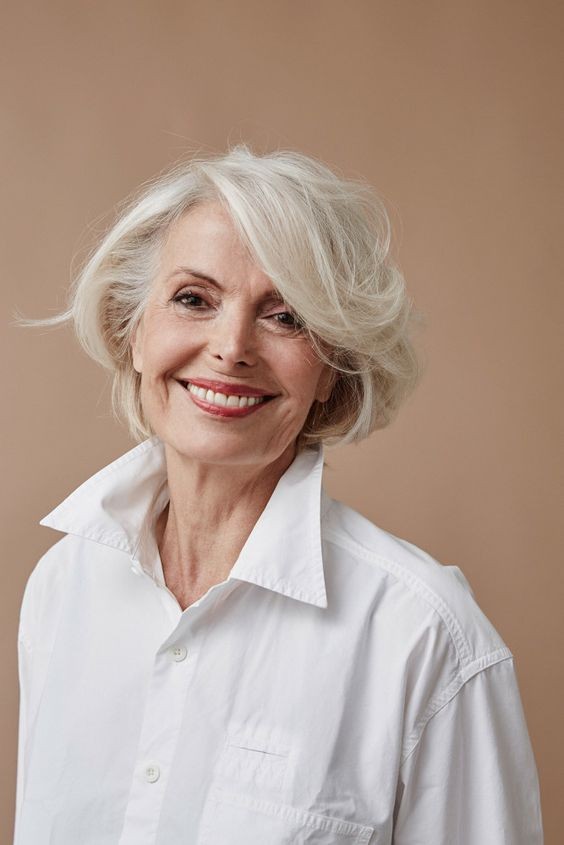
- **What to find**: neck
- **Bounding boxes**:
[156,442,297,589]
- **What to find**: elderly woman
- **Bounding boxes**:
[15,146,543,844]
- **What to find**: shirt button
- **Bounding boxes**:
[170,645,188,662]
[145,764,160,783]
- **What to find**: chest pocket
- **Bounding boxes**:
[198,736,375,845]
[216,738,289,791]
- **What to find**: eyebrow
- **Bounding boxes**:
[169,266,284,304]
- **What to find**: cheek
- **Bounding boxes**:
[143,323,198,375]
[273,345,325,400]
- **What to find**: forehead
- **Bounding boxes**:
[159,202,265,283]
[151,203,285,307]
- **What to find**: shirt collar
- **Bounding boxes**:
[39,437,329,609]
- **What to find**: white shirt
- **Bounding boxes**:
[15,437,544,845]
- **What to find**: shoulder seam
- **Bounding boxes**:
[400,648,514,765]
[323,527,473,665]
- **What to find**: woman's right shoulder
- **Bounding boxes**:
[24,534,79,591]
[19,535,86,646]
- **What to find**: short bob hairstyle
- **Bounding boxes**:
[22,145,424,450]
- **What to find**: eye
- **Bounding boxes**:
[172,290,207,309]
[271,311,304,330]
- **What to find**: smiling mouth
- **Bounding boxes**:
[178,380,277,411]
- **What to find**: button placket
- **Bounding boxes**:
[117,620,202,841]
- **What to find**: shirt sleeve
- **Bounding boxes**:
[14,572,37,844]
[392,656,544,844]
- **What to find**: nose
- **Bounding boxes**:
[208,307,258,368]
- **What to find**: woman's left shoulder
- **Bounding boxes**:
[322,496,513,671]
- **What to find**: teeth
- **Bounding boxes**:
[187,383,266,408]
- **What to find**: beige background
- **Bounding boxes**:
[2,1,562,841]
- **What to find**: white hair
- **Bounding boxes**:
[16,144,424,450]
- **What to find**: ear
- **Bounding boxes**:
[315,366,337,404]
[130,317,145,374]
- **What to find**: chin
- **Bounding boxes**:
[162,429,273,467]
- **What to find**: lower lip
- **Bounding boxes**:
[181,383,274,418]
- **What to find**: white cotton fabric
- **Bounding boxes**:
[15,437,544,844]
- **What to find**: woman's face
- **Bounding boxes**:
[130,202,334,469]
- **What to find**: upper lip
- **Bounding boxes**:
[178,378,276,397]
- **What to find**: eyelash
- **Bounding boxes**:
[171,290,303,331]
